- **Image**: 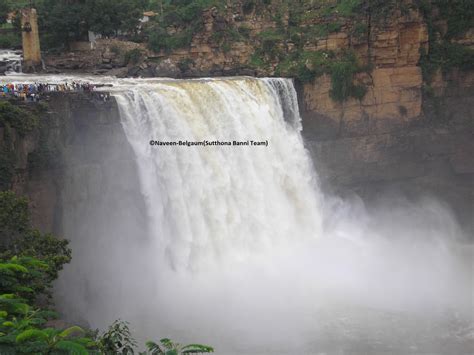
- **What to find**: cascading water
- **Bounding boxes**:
[113,78,323,271]
[3,74,471,353]
[0,49,22,73]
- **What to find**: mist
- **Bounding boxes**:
[54,77,473,354]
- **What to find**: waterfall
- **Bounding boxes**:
[113,78,322,271]
[26,75,468,354]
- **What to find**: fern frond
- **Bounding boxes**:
[42,328,60,337]
[146,340,165,354]
[15,329,48,343]
[0,264,28,273]
[59,326,85,339]
[181,344,214,353]
[160,338,174,349]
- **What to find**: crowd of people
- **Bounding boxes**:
[0,82,104,102]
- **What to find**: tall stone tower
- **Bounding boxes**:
[21,8,41,71]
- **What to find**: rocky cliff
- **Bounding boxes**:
[1,93,142,236]
[43,1,473,138]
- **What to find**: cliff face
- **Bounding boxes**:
[3,94,143,237]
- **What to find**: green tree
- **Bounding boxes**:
[0,0,9,25]
[0,102,39,137]
[36,0,89,49]
[0,258,96,354]
[36,0,147,48]
[85,0,147,37]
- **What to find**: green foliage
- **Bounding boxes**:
[258,29,285,42]
[124,48,143,65]
[248,52,267,69]
[276,50,331,82]
[212,27,243,45]
[0,102,38,137]
[417,0,474,83]
[433,0,474,39]
[36,0,89,49]
[333,0,363,17]
[110,44,123,56]
[177,58,194,72]
[97,319,136,354]
[148,27,194,52]
[95,321,214,355]
[329,51,367,102]
[258,29,285,59]
[86,0,148,37]
[353,22,367,39]
[145,338,214,355]
[0,191,72,302]
[0,33,21,49]
[420,41,474,82]
[0,0,9,25]
[147,0,220,52]
[305,22,343,39]
[5,0,30,10]
[275,49,367,101]
[0,257,47,299]
[37,0,148,49]
[0,191,29,236]
[0,256,96,354]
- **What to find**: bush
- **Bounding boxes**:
[0,191,72,303]
[0,102,38,137]
[110,44,122,55]
[148,27,194,53]
[258,29,285,59]
[177,58,194,72]
[97,320,136,354]
[329,52,367,102]
[0,33,21,49]
[248,52,267,69]
[124,48,143,65]
[334,0,363,17]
